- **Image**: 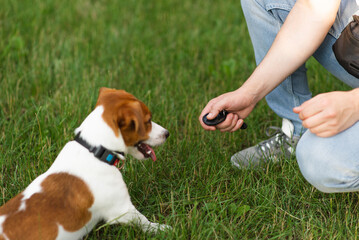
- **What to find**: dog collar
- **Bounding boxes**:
[74,133,126,170]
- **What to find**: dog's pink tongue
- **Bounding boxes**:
[148,145,156,161]
[145,144,156,161]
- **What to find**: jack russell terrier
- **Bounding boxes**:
[0,88,171,240]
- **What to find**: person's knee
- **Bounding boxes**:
[296,137,328,192]
[296,131,359,193]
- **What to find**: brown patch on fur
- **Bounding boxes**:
[96,88,152,146]
[0,193,22,216]
[0,173,94,240]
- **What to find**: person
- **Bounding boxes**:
[199,0,359,193]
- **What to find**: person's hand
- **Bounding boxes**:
[199,89,256,132]
[293,90,359,137]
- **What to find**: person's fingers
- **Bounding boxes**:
[301,111,327,129]
[199,97,229,131]
[216,113,235,130]
[312,129,337,138]
[299,107,323,121]
[198,113,217,131]
[207,98,229,120]
[199,91,252,131]
[293,106,302,114]
[199,120,216,131]
[199,100,214,120]
[206,109,221,121]
[306,116,342,137]
[199,101,217,130]
[230,119,244,132]
[217,114,238,132]
[307,122,328,135]
[296,97,326,121]
[201,124,216,131]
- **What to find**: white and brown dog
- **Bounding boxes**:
[0,88,171,240]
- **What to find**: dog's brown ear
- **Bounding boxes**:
[118,109,145,134]
[97,87,114,107]
[98,87,127,96]
[98,87,112,96]
[117,105,147,146]
[96,88,131,109]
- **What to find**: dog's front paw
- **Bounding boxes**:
[158,223,172,232]
[144,222,172,233]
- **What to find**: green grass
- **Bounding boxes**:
[0,0,357,239]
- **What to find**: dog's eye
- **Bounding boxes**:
[146,117,152,124]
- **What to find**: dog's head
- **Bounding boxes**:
[96,87,169,161]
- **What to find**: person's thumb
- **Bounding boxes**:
[206,101,226,120]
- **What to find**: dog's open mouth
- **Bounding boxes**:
[137,142,156,161]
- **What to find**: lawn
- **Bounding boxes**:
[0,0,357,239]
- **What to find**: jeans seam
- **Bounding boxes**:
[285,75,300,107]
[263,3,293,24]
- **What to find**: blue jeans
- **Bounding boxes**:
[241,0,359,192]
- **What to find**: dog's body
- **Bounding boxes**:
[0,88,170,240]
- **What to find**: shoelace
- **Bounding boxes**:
[256,127,289,155]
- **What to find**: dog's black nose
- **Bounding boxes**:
[164,130,170,139]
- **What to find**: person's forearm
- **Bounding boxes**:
[240,0,340,102]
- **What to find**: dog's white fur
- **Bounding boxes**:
[0,91,170,240]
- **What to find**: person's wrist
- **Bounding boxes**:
[232,87,255,106]
[237,81,264,104]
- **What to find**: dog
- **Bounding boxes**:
[0,88,171,240]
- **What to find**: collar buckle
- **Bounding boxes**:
[97,148,119,165]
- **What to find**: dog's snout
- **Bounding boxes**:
[164,130,169,139]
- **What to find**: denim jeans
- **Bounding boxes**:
[241,0,359,192]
